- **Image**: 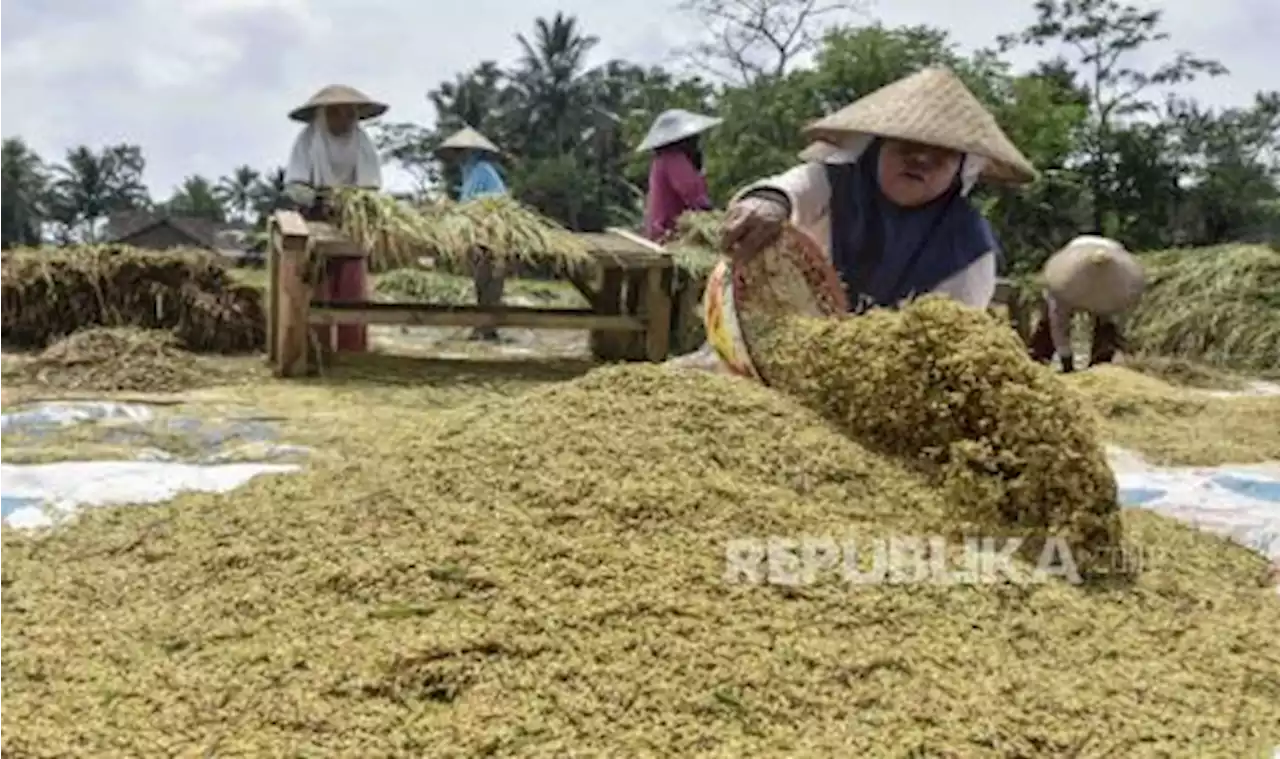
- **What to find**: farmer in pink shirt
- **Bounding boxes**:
[636,109,722,242]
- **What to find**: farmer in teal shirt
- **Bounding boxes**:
[438,126,508,341]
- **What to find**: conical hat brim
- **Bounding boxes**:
[1043,238,1145,315]
[289,85,387,123]
[436,127,502,155]
[803,68,1037,185]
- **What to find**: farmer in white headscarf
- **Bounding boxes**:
[1028,236,1146,372]
[720,68,1037,315]
[283,84,387,353]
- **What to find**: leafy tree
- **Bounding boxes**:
[216,165,261,223]
[46,144,150,242]
[1,138,48,248]
[165,175,227,222]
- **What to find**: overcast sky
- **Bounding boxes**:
[2,0,1274,197]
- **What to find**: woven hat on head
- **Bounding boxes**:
[289,85,388,123]
[635,109,723,153]
[803,68,1037,185]
[436,126,502,156]
[1043,235,1145,316]
[798,141,840,163]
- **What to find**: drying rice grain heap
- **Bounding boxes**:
[4,365,1278,757]
[1,245,263,353]
[12,327,228,393]
[748,296,1122,573]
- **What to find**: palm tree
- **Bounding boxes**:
[165,175,226,222]
[510,13,600,156]
[1,138,48,248]
[216,165,261,223]
[249,167,289,228]
[46,144,150,242]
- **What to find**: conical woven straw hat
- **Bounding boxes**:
[803,68,1037,185]
[289,84,388,123]
[437,126,502,156]
[731,225,849,385]
[798,141,840,162]
[1043,236,1145,315]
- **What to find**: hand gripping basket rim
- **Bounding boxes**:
[702,225,849,383]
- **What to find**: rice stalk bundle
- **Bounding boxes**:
[1124,244,1280,371]
[326,187,450,272]
[1,245,263,353]
[430,195,592,274]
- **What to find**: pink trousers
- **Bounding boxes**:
[310,256,368,352]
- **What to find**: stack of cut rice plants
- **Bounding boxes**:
[666,210,724,277]
[326,187,450,272]
[431,195,591,274]
[327,189,591,275]
[1125,244,1280,371]
[1,245,263,353]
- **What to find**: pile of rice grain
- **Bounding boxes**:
[12,327,223,393]
[750,296,1122,573]
[3,363,1278,757]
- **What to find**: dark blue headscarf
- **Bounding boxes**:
[825,140,999,313]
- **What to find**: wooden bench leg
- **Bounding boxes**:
[589,267,626,361]
[644,266,672,362]
[275,239,312,377]
[266,236,279,363]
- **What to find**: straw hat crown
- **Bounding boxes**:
[803,68,1037,185]
[436,126,502,155]
[289,84,388,123]
[1043,235,1146,315]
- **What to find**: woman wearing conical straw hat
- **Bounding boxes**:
[436,126,509,342]
[720,68,1037,316]
[284,84,388,354]
[636,109,722,242]
[1027,236,1145,372]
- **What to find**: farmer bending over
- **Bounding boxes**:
[720,68,1037,315]
[284,84,386,353]
[637,109,722,242]
[1028,236,1146,372]
[437,127,508,342]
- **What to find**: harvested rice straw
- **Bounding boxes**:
[1125,244,1280,371]
[327,187,449,271]
[431,195,591,274]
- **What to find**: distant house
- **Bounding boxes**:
[104,212,261,266]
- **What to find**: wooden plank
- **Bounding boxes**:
[272,209,309,238]
[567,271,601,310]
[643,265,673,361]
[305,220,369,259]
[265,225,279,362]
[309,302,645,331]
[579,229,675,269]
[274,233,313,377]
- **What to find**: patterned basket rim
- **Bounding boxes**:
[731,225,847,384]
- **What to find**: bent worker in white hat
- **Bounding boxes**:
[720,68,1037,316]
[436,126,509,342]
[284,84,387,353]
[1028,236,1145,372]
[636,109,722,242]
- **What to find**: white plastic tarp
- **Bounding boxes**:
[2,401,301,529]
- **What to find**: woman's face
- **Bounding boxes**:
[323,105,357,135]
[876,139,963,207]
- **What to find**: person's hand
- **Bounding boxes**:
[720,193,789,262]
